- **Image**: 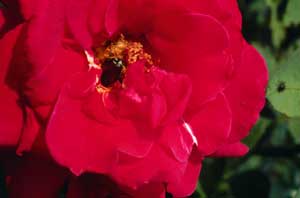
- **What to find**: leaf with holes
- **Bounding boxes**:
[267,47,300,117]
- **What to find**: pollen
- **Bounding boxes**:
[94,34,154,91]
[95,34,153,66]
[127,42,153,65]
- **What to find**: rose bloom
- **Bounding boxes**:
[0,0,268,197]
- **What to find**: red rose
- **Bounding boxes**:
[0,0,268,197]
[0,0,23,147]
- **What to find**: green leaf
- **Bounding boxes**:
[296,190,300,198]
[243,118,271,148]
[267,0,286,48]
[253,43,278,76]
[284,0,300,26]
[194,182,207,198]
[270,19,285,48]
[270,123,289,145]
[249,1,269,25]
[267,47,300,117]
[288,118,300,144]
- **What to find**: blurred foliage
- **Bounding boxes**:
[0,1,6,8]
[192,0,300,197]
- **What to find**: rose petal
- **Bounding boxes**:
[46,86,117,175]
[66,0,93,48]
[105,0,157,36]
[46,77,154,175]
[160,123,194,163]
[157,70,192,125]
[183,0,242,30]
[105,0,120,36]
[25,46,87,106]
[211,142,249,157]
[0,24,24,147]
[131,182,166,198]
[168,149,203,197]
[88,0,110,37]
[82,91,118,125]
[0,86,23,147]
[16,106,40,155]
[147,12,232,109]
[25,0,66,74]
[105,0,190,36]
[118,62,168,128]
[224,44,268,142]
[113,145,187,188]
[120,61,192,128]
[188,93,232,155]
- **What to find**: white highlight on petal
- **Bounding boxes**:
[183,120,198,146]
[124,89,142,103]
[84,50,101,69]
[70,167,84,176]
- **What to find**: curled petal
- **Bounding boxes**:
[168,149,203,197]
[0,86,22,147]
[188,93,232,155]
[156,69,192,126]
[88,0,110,37]
[66,0,93,48]
[211,142,249,157]
[24,0,66,74]
[46,85,117,175]
[224,44,268,142]
[148,12,232,109]
[113,145,187,189]
[46,76,153,175]
[131,182,166,198]
[183,0,242,30]
[0,24,24,147]
[160,123,195,163]
[25,47,87,106]
[16,106,40,155]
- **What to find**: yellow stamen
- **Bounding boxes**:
[95,34,153,66]
[94,34,154,93]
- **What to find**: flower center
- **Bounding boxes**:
[95,35,153,91]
